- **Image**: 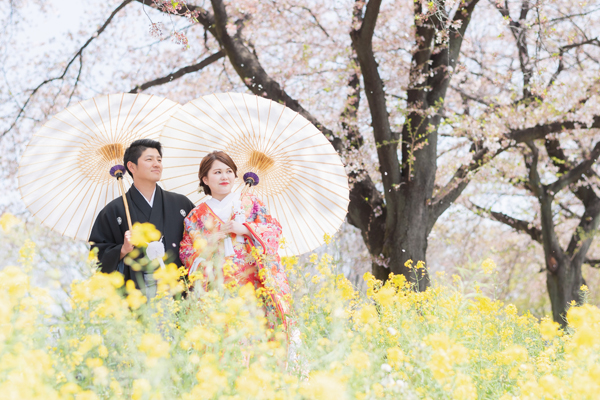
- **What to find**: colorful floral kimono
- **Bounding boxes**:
[180,192,292,331]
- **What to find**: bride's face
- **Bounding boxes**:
[203,160,236,199]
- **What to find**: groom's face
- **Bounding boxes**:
[128,148,162,183]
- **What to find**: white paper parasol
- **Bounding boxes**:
[18,93,180,241]
[159,92,349,256]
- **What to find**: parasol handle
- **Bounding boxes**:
[110,165,133,229]
[116,173,133,230]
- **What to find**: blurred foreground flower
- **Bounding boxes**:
[0,212,20,232]
[130,222,161,247]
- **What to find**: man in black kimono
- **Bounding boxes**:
[89,139,195,297]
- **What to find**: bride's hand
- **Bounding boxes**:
[221,221,250,237]
[213,231,228,241]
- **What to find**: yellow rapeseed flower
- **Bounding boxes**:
[77,391,100,400]
[184,355,227,400]
[387,347,407,369]
[109,380,122,396]
[59,383,81,396]
[453,373,477,400]
[497,345,528,365]
[482,258,496,274]
[154,263,183,294]
[540,318,559,341]
[126,287,147,310]
[130,222,161,247]
[372,382,384,398]
[335,275,356,301]
[346,350,371,370]
[356,304,378,325]
[18,239,36,267]
[0,266,29,299]
[0,213,19,232]
[425,333,469,382]
[132,379,151,400]
[373,286,396,307]
[139,333,170,360]
[235,363,275,398]
[566,304,600,329]
[300,372,347,400]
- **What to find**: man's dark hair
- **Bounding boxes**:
[123,139,162,177]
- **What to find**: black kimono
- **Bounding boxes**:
[89,184,195,291]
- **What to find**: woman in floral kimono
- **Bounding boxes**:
[179,151,293,333]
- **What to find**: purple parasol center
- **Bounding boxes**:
[243,172,259,186]
[110,164,126,178]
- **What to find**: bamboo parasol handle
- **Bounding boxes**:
[110,165,133,230]
[117,176,133,230]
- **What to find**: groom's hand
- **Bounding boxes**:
[120,230,134,259]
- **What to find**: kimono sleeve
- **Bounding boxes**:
[179,217,197,271]
[180,208,210,273]
[89,209,122,273]
[243,196,283,255]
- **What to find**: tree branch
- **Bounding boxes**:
[427,0,480,106]
[545,138,600,207]
[567,197,600,262]
[350,0,400,197]
[548,38,600,88]
[128,50,225,93]
[525,141,543,196]
[493,0,533,98]
[585,258,600,267]
[134,0,214,30]
[450,84,492,106]
[547,141,600,195]
[208,0,335,143]
[509,116,600,143]
[337,4,386,265]
[428,143,497,229]
[469,201,543,244]
[1,0,133,138]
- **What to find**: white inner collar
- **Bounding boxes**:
[206,191,239,221]
[134,185,156,207]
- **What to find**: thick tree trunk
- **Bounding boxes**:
[546,257,585,326]
[372,262,389,282]
[386,180,432,290]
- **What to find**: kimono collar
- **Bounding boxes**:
[205,191,240,222]
[133,184,156,207]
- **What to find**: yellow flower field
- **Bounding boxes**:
[1,214,600,399]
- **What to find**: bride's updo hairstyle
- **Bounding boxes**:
[198,151,238,196]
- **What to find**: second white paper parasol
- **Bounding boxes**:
[159,92,349,256]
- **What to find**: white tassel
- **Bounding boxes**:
[233,199,246,244]
[146,239,166,269]
[224,237,235,257]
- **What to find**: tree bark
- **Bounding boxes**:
[546,256,587,325]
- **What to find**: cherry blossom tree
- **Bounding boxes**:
[453,2,600,323]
